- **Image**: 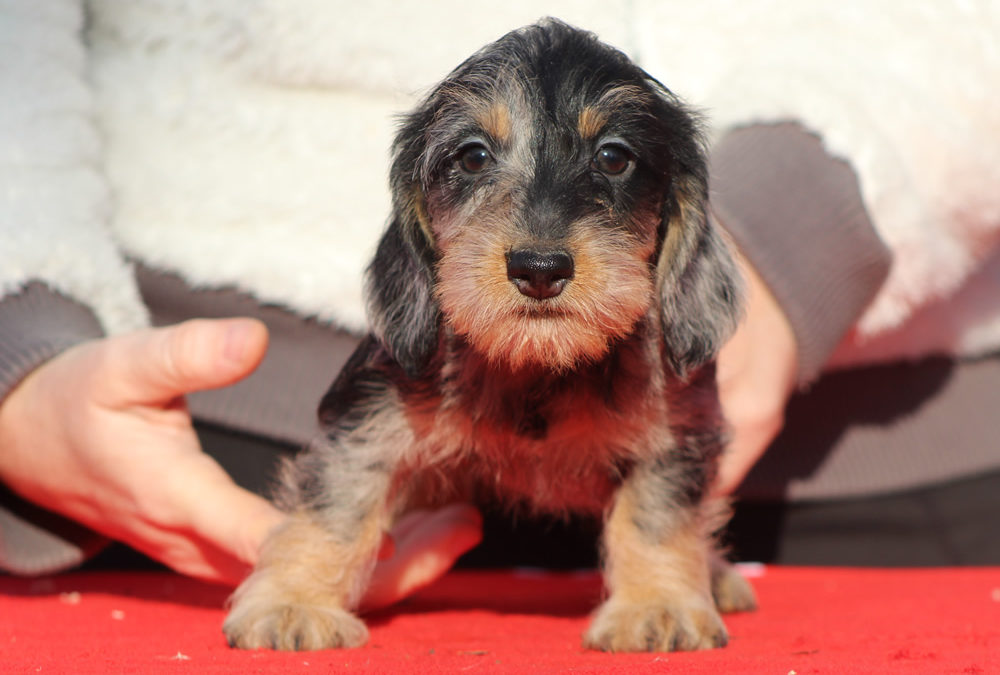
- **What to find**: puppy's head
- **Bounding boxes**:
[367,19,742,377]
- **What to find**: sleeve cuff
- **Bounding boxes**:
[0,281,106,406]
[709,123,892,385]
[0,282,109,575]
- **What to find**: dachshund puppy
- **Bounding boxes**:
[224,18,756,653]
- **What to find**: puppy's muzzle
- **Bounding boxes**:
[506,249,575,300]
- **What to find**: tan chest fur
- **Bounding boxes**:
[397,332,670,514]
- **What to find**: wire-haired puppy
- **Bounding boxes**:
[224,19,756,653]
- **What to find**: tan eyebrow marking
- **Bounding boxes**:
[578,105,608,140]
[475,102,513,144]
[580,85,652,140]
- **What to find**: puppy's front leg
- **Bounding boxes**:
[584,460,727,652]
[223,432,394,651]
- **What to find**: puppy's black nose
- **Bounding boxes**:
[506,249,574,300]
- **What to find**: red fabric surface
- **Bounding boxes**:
[2,566,998,673]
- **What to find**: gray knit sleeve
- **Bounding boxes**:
[0,282,109,576]
[709,123,892,385]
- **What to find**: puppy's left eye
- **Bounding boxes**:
[457,143,493,174]
[592,144,633,176]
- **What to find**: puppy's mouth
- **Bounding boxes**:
[515,301,570,318]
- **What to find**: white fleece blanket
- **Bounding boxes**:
[3,0,999,365]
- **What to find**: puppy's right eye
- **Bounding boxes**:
[457,143,493,174]
[592,144,633,176]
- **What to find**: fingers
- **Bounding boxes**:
[361,504,482,612]
[712,428,778,495]
[714,374,787,496]
[714,376,787,496]
[0,318,279,587]
[713,255,798,496]
[99,318,269,407]
[161,454,286,586]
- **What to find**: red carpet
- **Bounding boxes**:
[2,566,998,673]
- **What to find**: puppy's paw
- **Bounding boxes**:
[711,562,758,614]
[583,597,728,652]
[224,601,368,651]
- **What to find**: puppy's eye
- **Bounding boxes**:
[592,144,633,176]
[457,143,493,174]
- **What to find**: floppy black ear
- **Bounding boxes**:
[364,110,441,378]
[657,172,744,378]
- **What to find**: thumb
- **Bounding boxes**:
[102,318,269,406]
[361,504,482,612]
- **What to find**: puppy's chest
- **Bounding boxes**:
[410,362,666,512]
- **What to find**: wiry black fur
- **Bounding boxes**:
[368,18,740,380]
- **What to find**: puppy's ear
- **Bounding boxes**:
[364,113,441,378]
[656,171,744,378]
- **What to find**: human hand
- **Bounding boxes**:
[0,317,480,603]
[0,318,282,584]
[363,504,482,612]
[714,257,798,495]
